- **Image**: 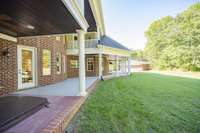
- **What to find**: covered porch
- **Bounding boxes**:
[0,0,98,132]
[15,77,98,96]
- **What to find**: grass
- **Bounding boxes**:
[73,73,200,133]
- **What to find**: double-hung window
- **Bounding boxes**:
[87,58,94,71]
[70,60,79,69]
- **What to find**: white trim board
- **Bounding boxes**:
[0,33,17,42]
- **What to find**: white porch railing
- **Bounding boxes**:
[67,39,99,49]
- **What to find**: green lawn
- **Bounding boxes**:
[73,73,200,133]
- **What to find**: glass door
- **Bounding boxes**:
[17,46,36,89]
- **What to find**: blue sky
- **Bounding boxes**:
[102,0,197,50]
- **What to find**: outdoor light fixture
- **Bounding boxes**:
[98,40,101,44]
[26,24,35,30]
[1,48,10,57]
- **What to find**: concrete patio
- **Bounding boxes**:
[15,77,98,96]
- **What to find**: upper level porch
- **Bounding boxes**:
[67,39,99,49]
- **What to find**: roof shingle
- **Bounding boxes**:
[99,36,130,51]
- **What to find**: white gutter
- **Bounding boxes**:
[89,0,106,35]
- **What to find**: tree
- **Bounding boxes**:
[131,50,145,61]
[144,3,200,71]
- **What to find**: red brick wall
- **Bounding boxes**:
[18,36,67,86]
[0,38,17,96]
[67,54,109,78]
[0,36,67,96]
[132,64,151,71]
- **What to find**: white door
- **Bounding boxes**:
[17,46,37,89]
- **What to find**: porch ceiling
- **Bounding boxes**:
[0,0,81,37]
[85,0,97,32]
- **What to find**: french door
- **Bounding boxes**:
[17,46,37,89]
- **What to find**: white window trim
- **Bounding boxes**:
[63,55,66,73]
[56,53,62,74]
[42,49,51,76]
[87,57,94,71]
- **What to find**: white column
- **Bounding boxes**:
[125,57,127,73]
[96,25,101,40]
[116,56,119,76]
[128,57,131,75]
[77,30,87,96]
[99,53,103,79]
[123,58,125,73]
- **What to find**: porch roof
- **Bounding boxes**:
[0,0,82,37]
[99,36,130,51]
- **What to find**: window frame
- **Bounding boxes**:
[87,57,94,71]
[70,59,79,69]
[42,49,51,76]
[63,55,66,73]
[56,52,62,74]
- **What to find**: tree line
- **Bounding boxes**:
[143,3,200,71]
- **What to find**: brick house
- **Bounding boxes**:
[0,0,131,96]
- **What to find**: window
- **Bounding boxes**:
[87,58,94,71]
[109,60,116,72]
[42,49,51,75]
[63,55,66,73]
[70,60,78,69]
[74,36,78,41]
[56,36,61,41]
[56,53,62,74]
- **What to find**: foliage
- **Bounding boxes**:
[144,3,200,71]
[73,73,200,133]
[131,49,146,61]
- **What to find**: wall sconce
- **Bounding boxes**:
[2,48,10,57]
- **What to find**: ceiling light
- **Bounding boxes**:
[26,25,35,30]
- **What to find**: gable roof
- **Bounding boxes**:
[99,36,130,51]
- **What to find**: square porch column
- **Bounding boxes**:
[128,57,131,75]
[116,56,119,76]
[77,30,87,96]
[125,57,127,73]
[99,53,103,79]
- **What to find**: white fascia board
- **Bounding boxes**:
[98,45,131,57]
[67,48,99,55]
[61,0,89,31]
[85,48,99,54]
[89,0,105,35]
[0,33,17,42]
[102,51,130,57]
[67,49,79,55]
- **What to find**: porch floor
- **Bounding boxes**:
[5,77,99,133]
[5,96,83,133]
[15,77,98,96]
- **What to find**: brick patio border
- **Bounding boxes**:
[41,78,100,133]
